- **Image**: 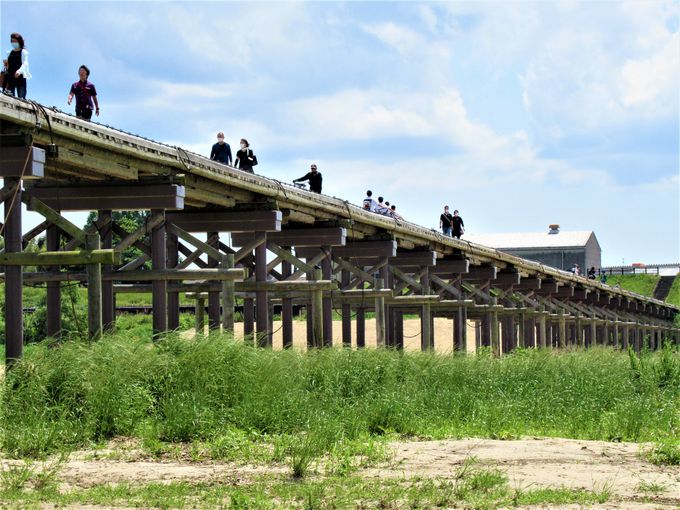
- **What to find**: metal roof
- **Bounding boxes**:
[464,231,596,250]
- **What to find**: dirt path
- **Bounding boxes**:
[4,438,677,509]
[365,438,679,507]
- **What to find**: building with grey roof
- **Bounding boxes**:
[465,225,602,272]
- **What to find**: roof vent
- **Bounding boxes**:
[548,224,560,234]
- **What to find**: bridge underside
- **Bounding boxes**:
[0,96,677,363]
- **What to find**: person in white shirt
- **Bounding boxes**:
[362,190,380,212]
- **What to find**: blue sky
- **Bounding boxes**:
[2,1,678,266]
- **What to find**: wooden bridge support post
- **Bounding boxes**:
[622,324,630,350]
[381,263,393,347]
[341,269,351,347]
[500,317,509,354]
[166,229,180,330]
[517,312,526,349]
[305,256,314,349]
[282,254,294,349]
[311,267,324,348]
[590,315,597,348]
[99,210,114,332]
[375,277,386,348]
[454,304,467,352]
[243,254,254,344]
[559,315,567,349]
[603,322,610,346]
[356,307,366,348]
[491,310,500,356]
[207,232,221,333]
[481,314,491,348]
[195,295,206,337]
[221,254,235,335]
[86,233,103,341]
[574,317,583,348]
[420,269,432,351]
[538,313,547,348]
[151,210,167,339]
[394,310,404,350]
[322,248,333,347]
[255,234,270,347]
[525,317,535,348]
[4,177,23,365]
[46,217,61,338]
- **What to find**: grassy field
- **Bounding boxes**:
[605,274,660,297]
[666,274,680,308]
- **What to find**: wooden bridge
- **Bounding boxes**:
[0,94,677,363]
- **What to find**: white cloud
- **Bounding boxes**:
[621,32,679,108]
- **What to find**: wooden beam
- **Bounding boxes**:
[233,233,267,263]
[111,215,164,255]
[462,265,498,280]
[330,240,397,258]
[25,184,185,211]
[166,210,282,233]
[430,259,469,275]
[25,196,88,246]
[166,223,222,261]
[233,227,346,248]
[0,249,120,265]
[391,251,437,268]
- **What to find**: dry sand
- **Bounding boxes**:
[188,317,478,353]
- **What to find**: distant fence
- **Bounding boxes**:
[598,263,680,276]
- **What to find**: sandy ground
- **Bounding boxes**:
[367,438,680,507]
[188,317,479,353]
[3,438,677,509]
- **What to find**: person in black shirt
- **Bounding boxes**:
[234,138,256,173]
[452,210,465,238]
[440,205,453,236]
[210,132,232,165]
[3,33,30,99]
[294,164,322,193]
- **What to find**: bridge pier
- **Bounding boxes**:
[46,214,61,339]
[99,210,115,332]
[151,210,167,338]
[4,177,23,365]
[166,230,180,330]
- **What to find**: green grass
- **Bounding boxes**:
[1,332,678,461]
[666,275,680,308]
[606,274,660,297]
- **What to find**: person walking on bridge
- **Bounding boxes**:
[234,138,257,173]
[451,210,464,239]
[3,33,31,99]
[294,164,322,193]
[440,205,453,236]
[68,65,99,120]
[210,132,232,165]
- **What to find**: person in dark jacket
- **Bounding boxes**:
[210,132,232,165]
[234,138,256,173]
[294,164,322,193]
[2,33,31,99]
[440,205,453,236]
[451,209,465,238]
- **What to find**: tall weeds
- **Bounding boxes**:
[1,334,678,458]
